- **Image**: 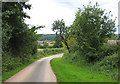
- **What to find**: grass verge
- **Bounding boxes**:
[2,53,63,82]
[51,58,117,82]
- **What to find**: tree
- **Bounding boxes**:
[52,19,70,53]
[2,2,46,75]
[2,2,44,62]
[2,2,31,56]
[71,2,116,62]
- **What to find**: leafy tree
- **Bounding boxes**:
[52,19,70,53]
[67,37,77,52]
[2,2,31,56]
[2,2,44,57]
[2,2,44,72]
[71,2,116,62]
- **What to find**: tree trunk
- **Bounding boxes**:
[60,36,70,53]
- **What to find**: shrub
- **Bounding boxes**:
[82,43,118,62]
[38,44,44,49]
[100,43,118,57]
[43,43,49,48]
[92,53,118,80]
[62,51,87,66]
[94,53,118,70]
[2,53,22,74]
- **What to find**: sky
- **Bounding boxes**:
[24,0,120,34]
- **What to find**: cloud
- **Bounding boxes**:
[25,0,119,34]
[25,0,75,34]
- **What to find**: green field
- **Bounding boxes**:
[51,58,117,82]
[39,44,54,46]
[37,49,44,51]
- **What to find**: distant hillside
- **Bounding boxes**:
[38,34,56,41]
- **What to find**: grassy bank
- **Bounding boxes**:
[2,48,63,82]
[51,58,117,82]
[61,52,118,81]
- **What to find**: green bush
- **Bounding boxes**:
[62,51,87,66]
[81,43,118,62]
[38,44,44,49]
[43,43,49,48]
[31,43,38,55]
[92,53,118,80]
[101,43,118,57]
[93,53,118,70]
[2,53,22,74]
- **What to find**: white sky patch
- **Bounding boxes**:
[25,0,119,34]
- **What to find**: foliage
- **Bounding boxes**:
[62,51,88,66]
[71,2,116,62]
[52,19,70,53]
[105,34,118,40]
[63,37,77,52]
[2,2,31,54]
[100,43,118,58]
[92,53,118,80]
[59,2,118,81]
[38,44,44,49]
[2,2,44,75]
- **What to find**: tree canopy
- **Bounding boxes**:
[52,19,70,53]
[52,2,117,62]
[2,2,44,64]
[71,2,116,62]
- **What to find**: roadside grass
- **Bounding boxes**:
[62,52,119,81]
[2,52,63,82]
[51,58,117,82]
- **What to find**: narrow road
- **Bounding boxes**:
[5,54,63,82]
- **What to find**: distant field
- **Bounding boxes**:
[37,49,44,51]
[49,44,54,46]
[40,44,54,46]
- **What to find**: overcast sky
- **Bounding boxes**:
[24,0,119,34]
